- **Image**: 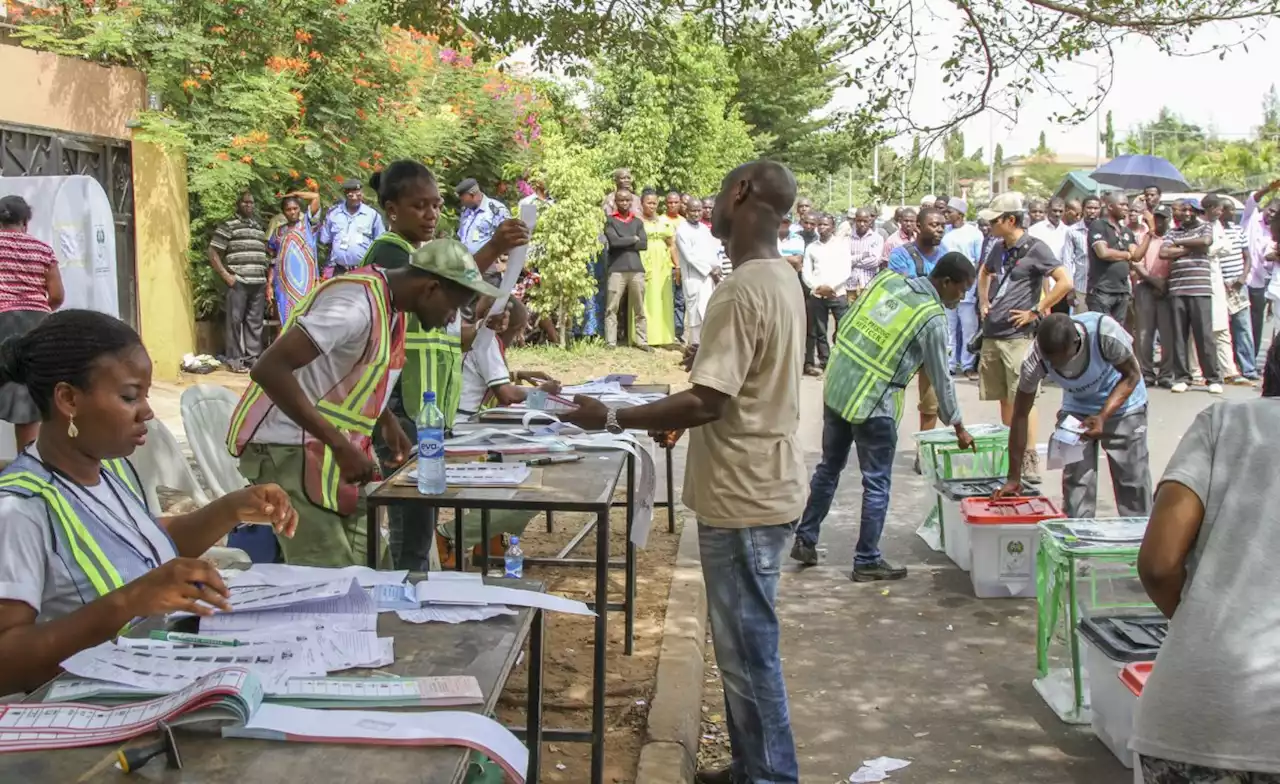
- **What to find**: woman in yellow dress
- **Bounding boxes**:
[636,188,677,346]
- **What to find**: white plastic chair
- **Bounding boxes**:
[131,418,210,515]
[180,384,249,499]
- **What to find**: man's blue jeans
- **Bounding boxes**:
[674,283,686,342]
[795,408,897,567]
[1229,306,1259,378]
[947,302,978,371]
[699,521,799,784]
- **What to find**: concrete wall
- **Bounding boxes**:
[0,43,145,141]
[132,137,196,381]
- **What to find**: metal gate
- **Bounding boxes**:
[0,120,138,328]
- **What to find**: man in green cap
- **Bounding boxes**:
[227,239,501,567]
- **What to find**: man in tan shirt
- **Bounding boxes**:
[565,160,805,784]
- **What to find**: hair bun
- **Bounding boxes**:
[368,171,383,194]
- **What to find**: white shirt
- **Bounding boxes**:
[458,335,510,416]
[1026,219,1070,263]
[676,220,717,282]
[801,236,853,296]
[252,280,401,444]
[0,448,176,623]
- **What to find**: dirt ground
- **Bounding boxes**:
[491,503,685,784]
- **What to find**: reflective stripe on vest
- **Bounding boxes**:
[824,271,944,423]
[402,320,462,424]
[0,472,126,598]
[226,270,400,514]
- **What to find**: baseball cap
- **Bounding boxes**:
[455,177,480,196]
[977,192,1027,222]
[947,197,968,215]
[1182,197,1205,214]
[408,239,502,297]
[1153,205,1173,219]
[342,178,362,192]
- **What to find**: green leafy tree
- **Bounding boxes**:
[526,131,609,345]
[1262,85,1280,138]
[585,17,756,195]
[994,143,1005,170]
[1101,111,1117,158]
[16,1,542,317]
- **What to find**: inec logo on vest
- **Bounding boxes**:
[869,297,903,325]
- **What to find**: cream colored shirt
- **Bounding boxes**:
[682,257,807,528]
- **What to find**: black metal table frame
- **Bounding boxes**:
[511,607,545,784]
[365,455,633,784]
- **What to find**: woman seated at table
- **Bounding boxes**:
[0,310,298,695]
[439,299,559,568]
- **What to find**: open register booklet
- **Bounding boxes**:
[0,668,529,782]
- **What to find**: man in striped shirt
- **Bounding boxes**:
[209,191,270,373]
[846,208,884,300]
[880,207,917,266]
[1160,198,1222,393]
[1219,199,1258,380]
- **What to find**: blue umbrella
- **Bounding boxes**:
[1089,154,1188,193]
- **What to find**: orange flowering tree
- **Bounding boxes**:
[15,0,544,316]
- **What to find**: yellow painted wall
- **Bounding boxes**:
[131,137,196,380]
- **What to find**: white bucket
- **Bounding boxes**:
[941,496,970,571]
[1083,635,1134,768]
[967,521,1040,598]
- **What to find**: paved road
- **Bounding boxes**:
[776,375,1251,784]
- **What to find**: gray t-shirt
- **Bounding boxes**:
[0,451,176,623]
[1017,315,1133,394]
[1131,398,1280,773]
[982,233,1063,340]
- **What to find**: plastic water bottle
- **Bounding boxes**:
[504,537,524,578]
[416,392,446,495]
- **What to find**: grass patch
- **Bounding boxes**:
[507,339,690,387]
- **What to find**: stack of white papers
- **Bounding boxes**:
[221,564,408,589]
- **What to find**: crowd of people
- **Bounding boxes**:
[2,153,1280,784]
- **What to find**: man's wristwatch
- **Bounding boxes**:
[605,408,624,434]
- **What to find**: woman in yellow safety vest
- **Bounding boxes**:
[0,310,298,695]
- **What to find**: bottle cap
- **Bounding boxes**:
[510,536,519,545]
[423,392,436,403]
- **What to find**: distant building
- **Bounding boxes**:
[994,154,1111,195]
[1053,170,1105,203]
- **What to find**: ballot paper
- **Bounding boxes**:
[0,669,263,752]
[219,577,376,615]
[1046,415,1088,469]
[396,605,518,624]
[200,609,378,634]
[415,580,593,616]
[224,704,529,783]
[62,640,324,693]
[269,675,482,707]
[222,565,408,589]
[470,203,539,357]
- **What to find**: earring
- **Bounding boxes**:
[68,417,79,438]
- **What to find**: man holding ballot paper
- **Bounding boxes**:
[995,312,1151,518]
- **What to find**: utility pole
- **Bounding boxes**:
[988,113,995,198]
[873,147,880,186]
[847,168,853,209]
[900,167,906,206]
[930,158,936,196]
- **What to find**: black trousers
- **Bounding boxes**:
[806,295,850,367]
[225,281,266,368]
[1087,290,1131,323]
[1249,285,1268,353]
[1170,295,1220,384]
[1133,282,1174,385]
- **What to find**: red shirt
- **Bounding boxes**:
[0,231,57,314]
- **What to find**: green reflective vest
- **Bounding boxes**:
[824,271,945,424]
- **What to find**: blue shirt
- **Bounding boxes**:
[458,196,511,254]
[778,234,805,257]
[887,243,945,278]
[318,203,385,269]
[941,222,985,303]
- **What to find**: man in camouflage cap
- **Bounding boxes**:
[228,238,500,568]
